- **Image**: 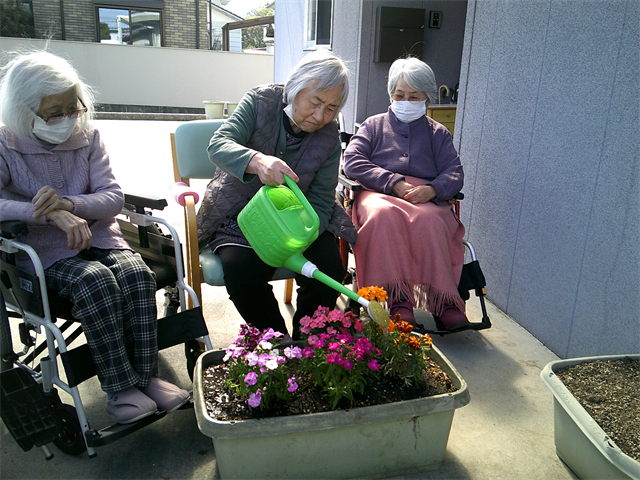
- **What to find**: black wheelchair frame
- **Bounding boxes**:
[0,193,212,460]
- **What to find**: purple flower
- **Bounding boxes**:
[302,347,314,358]
[287,377,298,393]
[244,371,258,386]
[284,346,303,359]
[248,390,262,408]
[342,358,354,371]
[245,351,259,366]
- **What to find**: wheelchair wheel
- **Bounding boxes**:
[52,404,86,456]
[0,290,16,373]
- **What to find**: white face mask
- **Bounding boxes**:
[33,115,77,144]
[390,100,427,124]
[283,103,301,129]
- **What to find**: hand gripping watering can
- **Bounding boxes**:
[238,175,389,326]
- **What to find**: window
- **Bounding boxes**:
[306,0,332,49]
[97,7,162,46]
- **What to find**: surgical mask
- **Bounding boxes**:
[284,103,301,129]
[33,115,77,144]
[390,100,427,124]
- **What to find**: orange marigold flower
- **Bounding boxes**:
[407,336,422,350]
[357,286,388,303]
[394,313,402,322]
[395,320,413,334]
[387,319,395,333]
[423,334,433,347]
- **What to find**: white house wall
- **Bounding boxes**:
[0,37,273,108]
[456,0,639,357]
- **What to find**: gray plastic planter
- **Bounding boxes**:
[195,344,469,479]
[541,354,640,480]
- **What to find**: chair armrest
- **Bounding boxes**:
[123,192,168,212]
[338,170,362,192]
[453,192,464,201]
[170,182,200,207]
[0,220,28,238]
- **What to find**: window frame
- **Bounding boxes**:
[94,4,164,46]
[305,0,333,50]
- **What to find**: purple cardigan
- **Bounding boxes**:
[343,107,463,200]
[0,125,129,272]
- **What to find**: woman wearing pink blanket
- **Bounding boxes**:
[343,57,469,331]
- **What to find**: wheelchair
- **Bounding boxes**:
[336,114,491,336]
[0,193,212,460]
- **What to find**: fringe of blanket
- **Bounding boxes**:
[383,278,465,317]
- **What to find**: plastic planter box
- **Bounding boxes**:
[541,354,640,480]
[195,344,470,479]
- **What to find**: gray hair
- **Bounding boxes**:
[387,57,437,104]
[0,50,95,143]
[284,50,349,111]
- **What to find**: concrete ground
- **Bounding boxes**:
[0,120,577,480]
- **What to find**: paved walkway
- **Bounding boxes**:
[0,120,577,479]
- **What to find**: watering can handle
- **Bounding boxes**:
[283,174,320,234]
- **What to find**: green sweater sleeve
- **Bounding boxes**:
[207,91,260,183]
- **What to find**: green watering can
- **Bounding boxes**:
[238,175,389,326]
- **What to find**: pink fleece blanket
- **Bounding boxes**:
[350,176,466,315]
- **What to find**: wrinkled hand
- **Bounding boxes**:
[403,185,436,204]
[392,181,436,204]
[32,186,73,218]
[247,153,299,187]
[46,210,93,250]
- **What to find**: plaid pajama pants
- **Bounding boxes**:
[45,248,158,394]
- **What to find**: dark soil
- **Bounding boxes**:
[202,358,457,421]
[556,357,640,462]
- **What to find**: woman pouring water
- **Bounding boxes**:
[197,50,356,339]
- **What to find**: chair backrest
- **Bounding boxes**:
[173,119,225,180]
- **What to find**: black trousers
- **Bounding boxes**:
[217,231,345,338]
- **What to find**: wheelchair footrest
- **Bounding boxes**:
[85,410,167,449]
[0,366,61,451]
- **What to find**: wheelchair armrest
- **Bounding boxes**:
[123,192,168,212]
[0,220,28,238]
[338,170,362,192]
[453,192,464,201]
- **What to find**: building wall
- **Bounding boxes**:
[0,37,274,109]
[455,0,640,358]
[28,0,209,49]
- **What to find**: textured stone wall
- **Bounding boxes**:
[456,0,640,358]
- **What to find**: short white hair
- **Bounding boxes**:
[284,50,349,111]
[387,57,437,104]
[0,50,95,142]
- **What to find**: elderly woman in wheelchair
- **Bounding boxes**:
[0,51,188,424]
[343,57,470,333]
[197,50,357,340]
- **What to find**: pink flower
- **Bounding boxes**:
[307,334,319,347]
[302,347,314,358]
[368,359,380,371]
[354,318,364,332]
[326,353,340,364]
[341,358,354,370]
[284,346,303,359]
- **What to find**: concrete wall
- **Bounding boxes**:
[275,0,468,132]
[0,37,274,109]
[455,0,640,358]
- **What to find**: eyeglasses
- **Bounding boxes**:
[37,98,87,125]
[391,92,427,104]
